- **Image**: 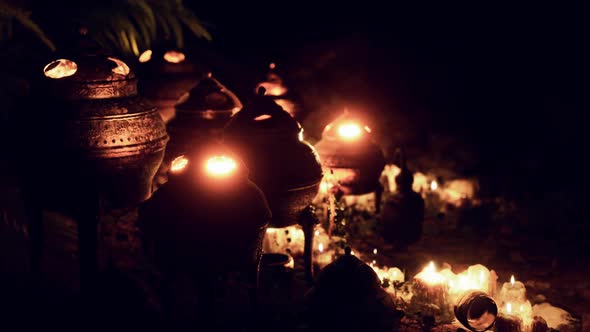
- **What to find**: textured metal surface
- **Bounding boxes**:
[315,114,385,196]
[139,146,271,273]
[138,49,202,123]
[32,48,169,207]
[224,92,323,227]
[166,75,241,158]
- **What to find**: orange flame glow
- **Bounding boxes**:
[430,180,438,191]
[44,59,77,79]
[171,156,189,173]
[337,123,363,140]
[138,50,153,63]
[205,156,237,177]
[164,51,186,63]
[108,57,130,76]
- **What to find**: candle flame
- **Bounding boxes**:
[415,261,447,285]
[44,59,77,79]
[430,180,438,191]
[511,275,515,286]
[170,156,189,173]
[205,156,237,177]
[318,242,324,253]
[163,50,186,63]
[138,50,152,63]
[337,123,362,140]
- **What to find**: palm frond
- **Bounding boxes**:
[0,1,55,51]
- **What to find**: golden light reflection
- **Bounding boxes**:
[108,57,130,76]
[254,114,272,121]
[170,156,189,173]
[205,156,237,177]
[337,123,363,140]
[138,50,153,63]
[164,50,186,63]
[43,59,77,79]
[257,82,287,96]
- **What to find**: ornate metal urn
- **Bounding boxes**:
[314,111,386,210]
[21,39,168,291]
[139,143,270,325]
[137,48,201,123]
[166,73,241,160]
[223,87,323,282]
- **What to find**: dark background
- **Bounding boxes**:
[189,3,587,213]
[2,2,588,241]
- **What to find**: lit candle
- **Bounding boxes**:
[411,262,454,322]
[499,275,527,307]
[314,242,334,269]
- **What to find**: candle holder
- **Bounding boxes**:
[138,143,270,326]
[137,47,202,123]
[21,35,168,294]
[315,110,386,212]
[154,73,242,188]
[408,262,454,325]
[454,291,498,331]
[224,87,323,284]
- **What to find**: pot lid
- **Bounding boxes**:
[224,87,300,138]
[175,73,242,118]
[42,38,136,100]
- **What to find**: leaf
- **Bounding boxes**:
[178,9,211,40]
[0,2,55,51]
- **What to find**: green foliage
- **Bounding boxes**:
[0,1,55,50]
[0,0,210,56]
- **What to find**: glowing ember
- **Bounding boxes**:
[205,156,237,177]
[254,114,272,121]
[269,62,276,69]
[43,59,77,79]
[364,125,372,133]
[138,50,153,63]
[108,57,130,76]
[337,123,363,140]
[170,156,189,173]
[373,248,378,255]
[430,180,438,191]
[318,242,324,253]
[163,50,186,63]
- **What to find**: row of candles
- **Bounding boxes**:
[263,224,534,330]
